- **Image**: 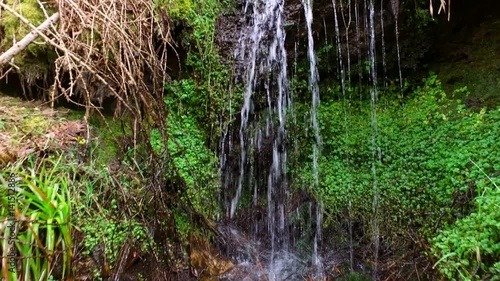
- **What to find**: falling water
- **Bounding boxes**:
[368,0,380,279]
[323,17,332,74]
[302,0,321,185]
[341,0,352,86]
[332,0,349,133]
[312,201,323,266]
[363,0,370,59]
[380,0,388,86]
[232,0,289,220]
[332,4,357,276]
[219,79,235,221]
[232,0,293,279]
[354,0,364,100]
[332,0,346,95]
[302,0,323,275]
[391,0,404,93]
[223,0,408,278]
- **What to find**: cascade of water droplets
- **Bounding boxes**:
[354,0,363,100]
[232,0,291,278]
[380,0,388,86]
[332,0,345,93]
[332,0,350,141]
[391,0,404,94]
[302,0,323,274]
[368,0,380,279]
[219,79,235,220]
[339,0,352,86]
[232,0,290,221]
[302,0,321,186]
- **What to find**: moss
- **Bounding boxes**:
[33,109,123,168]
[21,114,47,134]
[87,115,124,167]
[1,0,57,76]
[430,20,500,109]
[156,0,195,20]
[57,109,126,169]
[66,110,85,121]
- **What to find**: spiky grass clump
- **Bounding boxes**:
[0,155,73,280]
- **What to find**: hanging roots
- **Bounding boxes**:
[429,0,451,21]
[51,0,172,130]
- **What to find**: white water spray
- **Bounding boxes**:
[302,0,323,276]
[302,0,321,187]
[368,1,380,279]
[232,0,292,279]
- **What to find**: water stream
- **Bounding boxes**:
[221,0,391,279]
[302,0,323,276]
[229,0,295,279]
[392,0,404,93]
[368,1,380,279]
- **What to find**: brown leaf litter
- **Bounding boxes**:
[0,94,87,165]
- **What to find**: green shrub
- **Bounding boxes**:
[292,74,500,275]
[432,177,500,280]
[150,94,219,217]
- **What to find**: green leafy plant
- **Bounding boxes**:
[291,74,500,276]
[80,216,151,266]
[432,164,500,280]
[150,103,219,217]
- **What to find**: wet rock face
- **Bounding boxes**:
[189,233,234,281]
[215,0,247,66]
[216,0,432,83]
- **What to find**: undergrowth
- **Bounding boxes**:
[292,74,500,279]
[1,154,72,280]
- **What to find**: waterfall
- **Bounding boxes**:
[333,1,355,275]
[231,0,290,220]
[381,0,388,85]
[221,0,328,278]
[219,0,407,278]
[368,0,380,279]
[341,0,353,86]
[302,0,321,187]
[391,0,404,94]
[332,0,349,142]
[231,0,293,279]
[302,0,324,277]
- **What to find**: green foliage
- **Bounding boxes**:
[150,92,219,218]
[0,155,73,280]
[174,212,191,240]
[430,20,500,108]
[293,74,500,276]
[69,139,161,280]
[86,115,125,167]
[432,176,500,280]
[412,4,435,28]
[150,0,236,222]
[158,0,237,136]
[79,215,151,265]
